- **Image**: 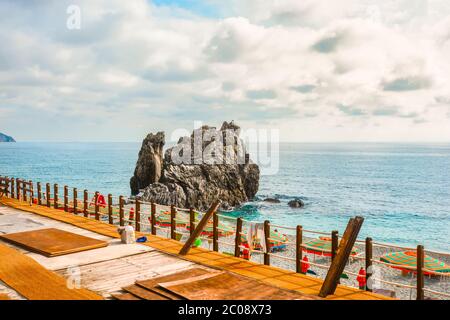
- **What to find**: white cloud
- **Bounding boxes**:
[0,0,450,141]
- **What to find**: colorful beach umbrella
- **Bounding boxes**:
[241,230,288,252]
[187,220,234,237]
[302,237,359,257]
[153,210,188,228]
[380,251,450,276]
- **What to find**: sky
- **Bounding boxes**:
[1,0,450,142]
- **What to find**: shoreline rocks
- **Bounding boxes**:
[288,199,305,208]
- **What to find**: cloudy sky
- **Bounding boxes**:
[1,0,450,142]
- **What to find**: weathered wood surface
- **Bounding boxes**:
[159,272,322,300]
[56,251,195,298]
[122,284,170,300]
[0,242,102,300]
[0,198,393,300]
[136,267,213,300]
[111,292,142,300]
[0,228,108,257]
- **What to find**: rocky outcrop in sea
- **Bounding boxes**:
[130,121,260,211]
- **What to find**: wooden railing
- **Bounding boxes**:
[0,175,448,299]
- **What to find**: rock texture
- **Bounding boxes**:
[130,132,165,195]
[288,199,305,208]
[130,122,260,211]
[0,133,15,142]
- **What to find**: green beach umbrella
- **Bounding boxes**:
[380,251,450,276]
[302,237,359,257]
[154,210,188,228]
[241,230,288,251]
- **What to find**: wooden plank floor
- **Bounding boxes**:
[0,198,393,300]
[0,242,102,300]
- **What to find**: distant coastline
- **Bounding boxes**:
[0,132,15,142]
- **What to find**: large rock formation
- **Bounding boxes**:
[0,132,15,142]
[130,132,164,195]
[130,122,260,211]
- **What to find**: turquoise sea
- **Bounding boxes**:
[1,142,449,252]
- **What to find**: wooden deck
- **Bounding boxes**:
[0,197,393,300]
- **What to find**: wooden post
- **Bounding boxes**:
[213,212,219,252]
[170,205,176,240]
[46,183,50,207]
[23,180,27,202]
[64,186,68,212]
[83,190,88,217]
[73,188,78,215]
[108,194,113,224]
[54,184,59,209]
[119,196,124,226]
[264,220,270,266]
[94,191,99,220]
[189,208,195,236]
[16,178,20,200]
[151,202,156,235]
[10,177,15,198]
[417,245,424,300]
[319,216,364,298]
[29,180,33,204]
[234,218,243,258]
[37,182,42,205]
[135,200,141,232]
[179,200,221,255]
[331,230,339,262]
[365,237,373,292]
[296,225,303,273]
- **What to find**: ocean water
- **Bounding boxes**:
[0,142,449,252]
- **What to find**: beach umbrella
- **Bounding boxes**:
[241,230,288,252]
[187,220,234,237]
[380,251,450,276]
[153,210,188,228]
[302,237,359,257]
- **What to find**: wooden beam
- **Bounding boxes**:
[46,183,50,207]
[170,205,176,240]
[296,225,303,273]
[37,182,42,205]
[94,191,100,220]
[73,188,78,215]
[213,212,219,252]
[53,184,58,209]
[319,216,364,298]
[64,186,68,212]
[135,200,141,232]
[234,218,243,258]
[83,190,88,217]
[119,196,124,226]
[331,230,338,261]
[179,200,221,256]
[417,245,424,300]
[10,178,15,199]
[365,237,373,292]
[151,202,156,235]
[264,220,270,265]
[189,208,195,236]
[108,194,113,224]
